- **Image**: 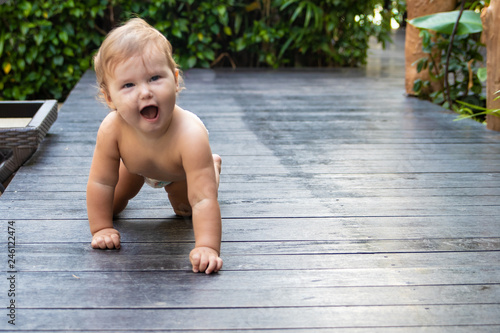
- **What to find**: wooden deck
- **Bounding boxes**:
[1,31,500,331]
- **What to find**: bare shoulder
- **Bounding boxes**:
[175,109,212,164]
[96,111,122,142]
[176,108,209,140]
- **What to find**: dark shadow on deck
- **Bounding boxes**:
[1,30,500,331]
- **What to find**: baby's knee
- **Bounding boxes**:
[173,203,192,217]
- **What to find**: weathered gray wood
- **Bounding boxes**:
[3,305,500,331]
[2,217,500,243]
[12,243,500,271]
[1,31,499,331]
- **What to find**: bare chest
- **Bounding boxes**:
[120,144,184,182]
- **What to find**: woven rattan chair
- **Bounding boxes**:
[0,100,58,185]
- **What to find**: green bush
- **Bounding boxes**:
[0,0,401,101]
[0,0,108,100]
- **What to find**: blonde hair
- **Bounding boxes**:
[94,18,182,101]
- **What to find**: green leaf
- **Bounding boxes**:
[63,47,74,57]
[18,44,26,54]
[280,0,298,11]
[59,30,68,44]
[17,59,25,71]
[20,22,30,36]
[477,67,487,82]
[172,27,182,38]
[291,3,305,23]
[217,5,226,18]
[53,55,64,66]
[408,10,483,35]
[416,59,426,73]
[413,79,423,93]
[234,14,242,34]
[235,38,245,52]
[210,25,220,35]
[0,32,5,57]
[279,36,294,59]
[187,56,197,68]
[19,1,32,17]
[34,33,43,46]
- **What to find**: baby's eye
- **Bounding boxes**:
[150,75,160,82]
[123,83,134,89]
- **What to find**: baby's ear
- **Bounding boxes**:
[101,88,116,110]
[174,69,180,91]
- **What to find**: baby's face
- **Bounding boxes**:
[103,47,179,134]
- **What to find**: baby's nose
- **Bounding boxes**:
[140,84,153,99]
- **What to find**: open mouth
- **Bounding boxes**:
[140,105,159,121]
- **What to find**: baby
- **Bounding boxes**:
[86,18,222,274]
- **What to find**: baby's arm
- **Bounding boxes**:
[182,133,222,274]
[87,118,121,249]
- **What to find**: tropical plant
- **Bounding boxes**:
[408,1,488,122]
[455,89,500,121]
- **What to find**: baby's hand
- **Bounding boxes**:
[189,247,223,274]
[91,228,121,249]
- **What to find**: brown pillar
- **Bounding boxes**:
[405,0,457,95]
[481,1,500,131]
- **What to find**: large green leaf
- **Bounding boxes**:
[408,10,482,35]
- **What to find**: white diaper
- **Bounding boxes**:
[144,177,172,188]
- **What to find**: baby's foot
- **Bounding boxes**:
[91,228,121,249]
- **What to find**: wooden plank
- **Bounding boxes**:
[2,216,500,243]
[2,190,499,219]
[12,271,500,307]
[1,216,499,246]
[4,305,500,331]
[2,202,499,220]
[13,244,500,271]
[6,170,500,188]
[5,182,500,200]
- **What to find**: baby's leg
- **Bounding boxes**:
[165,154,222,216]
[113,161,144,215]
[164,180,191,216]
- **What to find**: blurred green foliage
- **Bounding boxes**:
[0,0,108,100]
[409,1,489,123]
[0,0,404,101]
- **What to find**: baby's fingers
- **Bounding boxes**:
[206,257,223,274]
[215,257,223,273]
[108,234,121,249]
[204,256,218,274]
[198,254,210,273]
[190,248,222,274]
[91,236,106,249]
[91,235,119,249]
[190,252,201,273]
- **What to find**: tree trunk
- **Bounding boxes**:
[481,0,500,131]
[405,0,457,95]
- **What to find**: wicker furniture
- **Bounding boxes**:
[0,100,58,184]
